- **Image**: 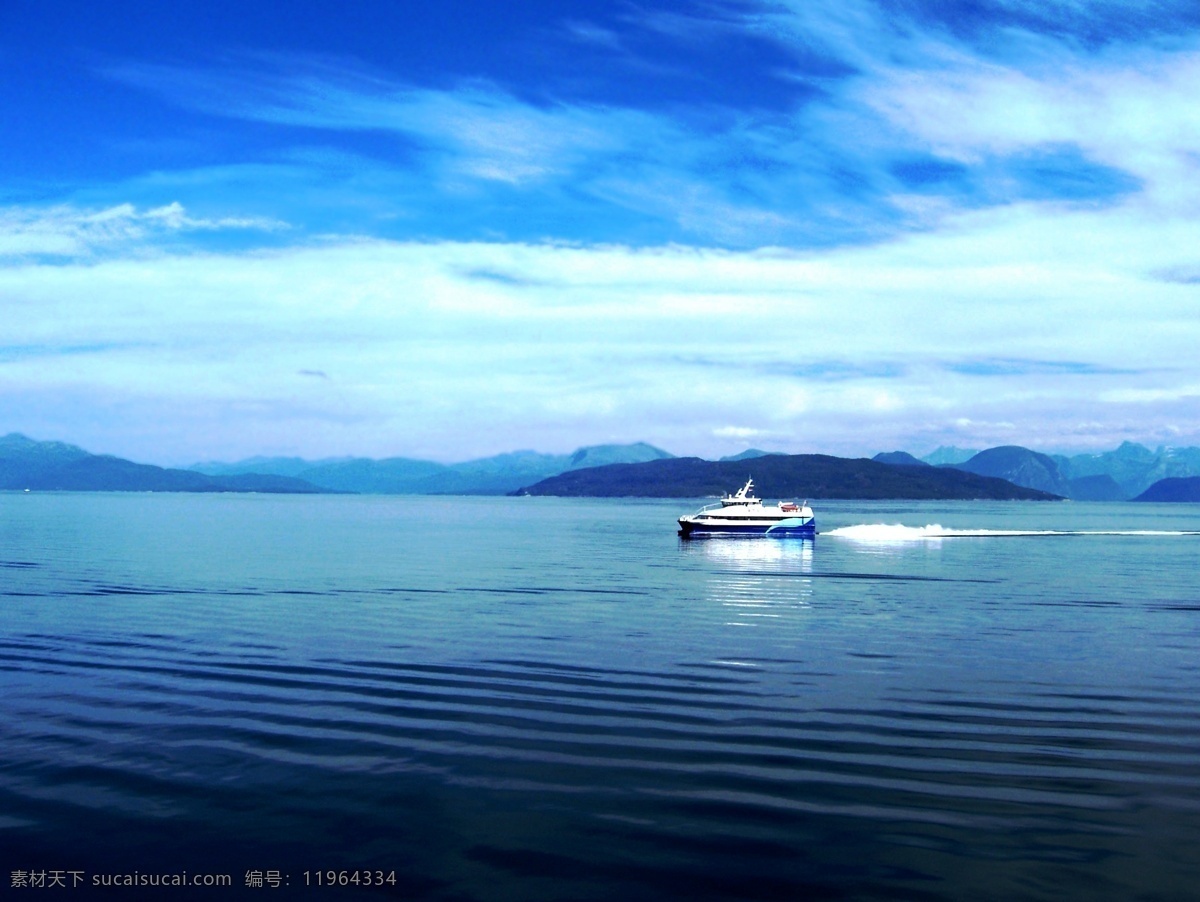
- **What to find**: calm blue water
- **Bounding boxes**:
[2,494,1199,900]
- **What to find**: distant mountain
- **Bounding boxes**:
[873,451,930,467]
[720,449,775,461]
[937,442,1200,500]
[190,442,675,495]
[293,457,451,494]
[428,443,675,494]
[921,446,980,465]
[739,440,1200,501]
[513,455,1060,500]
[1066,474,1126,502]
[949,446,1073,497]
[567,443,672,469]
[1134,477,1200,502]
[1055,442,1200,498]
[192,455,354,478]
[1,434,329,493]
[0,433,90,485]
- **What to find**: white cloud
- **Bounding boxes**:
[0,202,288,258]
[863,41,1200,202]
[4,193,1200,461]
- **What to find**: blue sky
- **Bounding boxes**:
[3,0,1200,464]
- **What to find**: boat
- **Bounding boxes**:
[677,478,815,537]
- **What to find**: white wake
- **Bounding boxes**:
[822,524,1198,540]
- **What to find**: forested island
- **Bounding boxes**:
[511,454,1058,500]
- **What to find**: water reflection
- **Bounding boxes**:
[681,537,814,624]
[680,535,814,570]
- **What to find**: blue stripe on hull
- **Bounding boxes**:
[765,526,817,538]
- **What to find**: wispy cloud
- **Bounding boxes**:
[0,341,153,362]
[945,358,1142,377]
[0,202,287,258]
[98,6,1195,250]
[675,356,908,382]
[103,56,640,185]
[91,3,1198,252]
[4,219,1199,461]
[859,39,1200,209]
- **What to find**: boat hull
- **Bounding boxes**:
[678,516,816,538]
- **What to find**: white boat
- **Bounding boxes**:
[677,478,815,538]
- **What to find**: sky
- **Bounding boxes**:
[3,0,1200,465]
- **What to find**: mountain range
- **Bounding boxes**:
[191,443,674,495]
[0,433,330,493]
[869,442,1200,501]
[512,442,1200,501]
[4,432,1200,500]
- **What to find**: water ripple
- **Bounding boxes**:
[3,495,1199,900]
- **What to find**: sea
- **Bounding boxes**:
[2,493,1199,900]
